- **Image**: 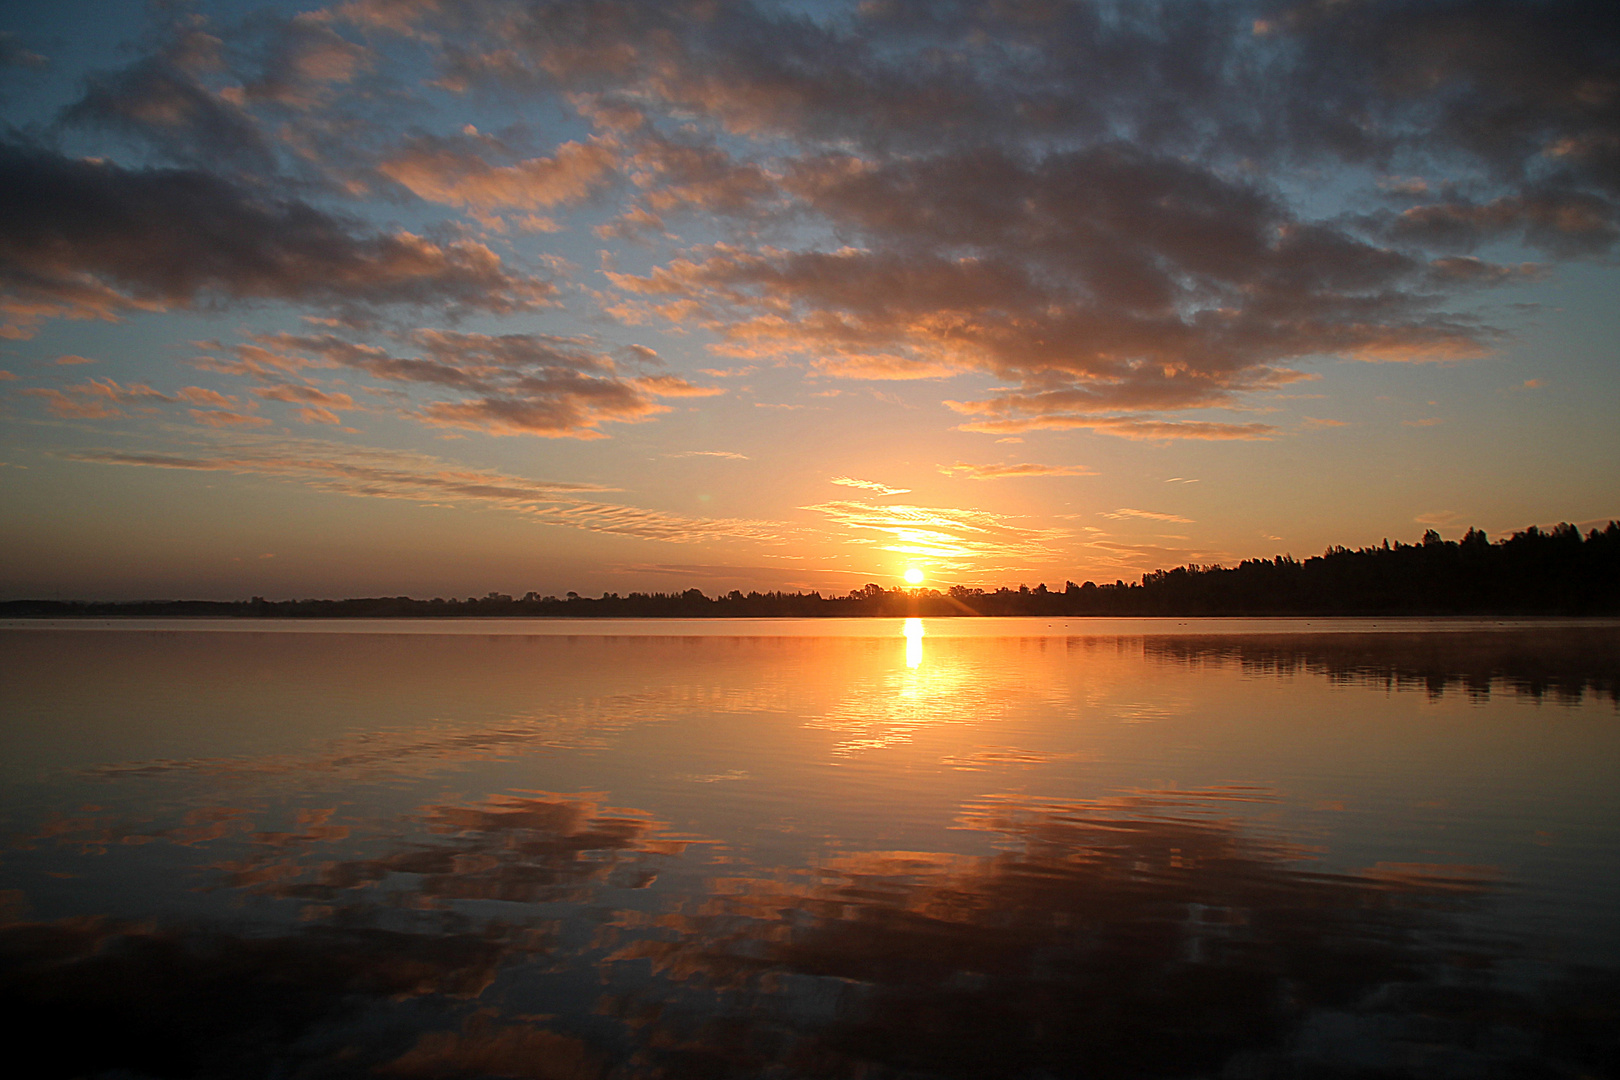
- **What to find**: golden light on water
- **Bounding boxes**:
[903,567,925,585]
[904,617,925,669]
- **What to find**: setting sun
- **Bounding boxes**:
[903,568,925,585]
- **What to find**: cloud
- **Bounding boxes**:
[385,0,1254,154]
[189,408,271,428]
[626,135,779,218]
[59,28,277,173]
[192,342,328,380]
[18,376,176,418]
[1426,257,1547,287]
[327,0,1617,436]
[378,132,617,211]
[608,144,1485,426]
[52,354,97,365]
[65,441,610,500]
[252,384,355,409]
[64,439,781,543]
[1272,0,1620,211]
[0,139,552,338]
[1388,193,1619,257]
[251,382,356,424]
[0,32,48,69]
[326,0,1620,270]
[949,411,1277,441]
[631,374,725,398]
[667,450,747,459]
[176,386,238,407]
[1101,508,1194,524]
[524,500,780,542]
[1301,416,1349,428]
[224,329,719,439]
[830,477,911,495]
[351,0,1620,223]
[19,387,121,419]
[802,499,1063,567]
[12,0,1618,568]
[16,375,268,425]
[236,16,374,110]
[594,205,667,242]
[418,390,662,439]
[1080,537,1228,575]
[940,462,1097,480]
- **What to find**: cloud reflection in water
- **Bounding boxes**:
[3,624,1617,1077]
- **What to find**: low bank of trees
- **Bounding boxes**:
[6,521,1618,618]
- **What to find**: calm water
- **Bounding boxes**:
[2,618,1617,1079]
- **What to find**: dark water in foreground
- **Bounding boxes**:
[2,618,1617,1079]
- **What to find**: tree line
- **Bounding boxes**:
[4,521,1617,619]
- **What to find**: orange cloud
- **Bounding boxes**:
[176,386,237,407]
[628,136,778,216]
[631,374,725,397]
[224,329,718,440]
[252,383,356,410]
[951,412,1277,441]
[830,476,910,495]
[1101,508,1194,524]
[379,134,617,211]
[940,462,1097,480]
[802,499,1063,567]
[19,387,123,419]
[20,377,176,418]
[64,441,784,543]
[190,409,271,428]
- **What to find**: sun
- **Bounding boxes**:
[903,567,925,586]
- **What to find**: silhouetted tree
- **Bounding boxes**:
[5,522,1615,619]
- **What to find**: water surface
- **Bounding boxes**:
[2,619,1617,1078]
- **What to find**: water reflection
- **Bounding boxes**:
[229,791,686,909]
[2,623,1617,1078]
[1144,629,1620,704]
[903,617,924,669]
[12,788,1615,1080]
[809,637,1064,755]
[604,793,1581,1079]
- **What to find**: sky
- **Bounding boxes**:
[0,0,1616,601]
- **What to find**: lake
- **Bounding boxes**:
[2,618,1617,1079]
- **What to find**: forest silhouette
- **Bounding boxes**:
[6,521,1618,618]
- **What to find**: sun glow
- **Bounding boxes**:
[903,567,925,585]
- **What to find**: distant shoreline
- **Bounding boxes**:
[6,605,1620,620]
[7,613,1620,627]
[8,520,1616,619]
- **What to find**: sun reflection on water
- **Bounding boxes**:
[903,617,925,669]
